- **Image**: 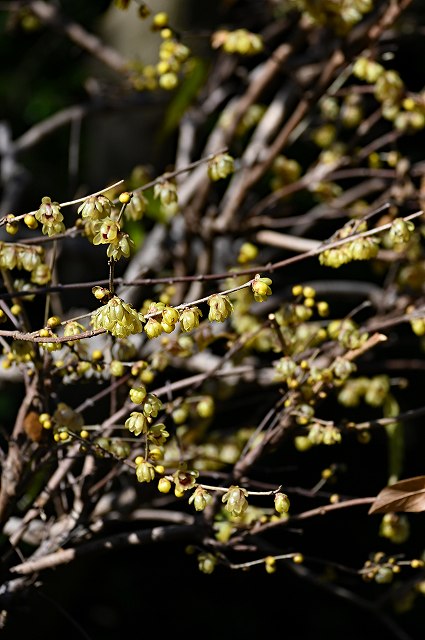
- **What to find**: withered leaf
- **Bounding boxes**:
[369,476,425,514]
[23,411,43,443]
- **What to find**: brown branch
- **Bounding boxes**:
[10,524,203,576]
[0,378,37,524]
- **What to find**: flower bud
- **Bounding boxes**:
[207,153,235,181]
[198,552,216,574]
[125,411,148,436]
[274,492,290,514]
[189,487,212,511]
[136,461,156,483]
[180,307,202,332]
[129,386,147,404]
[207,294,233,322]
[222,485,248,517]
[252,275,272,302]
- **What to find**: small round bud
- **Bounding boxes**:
[411,559,424,569]
[149,447,164,461]
[152,11,168,29]
[129,386,147,404]
[292,553,304,564]
[47,316,61,328]
[5,218,19,235]
[158,477,172,493]
[294,436,313,451]
[316,301,329,317]
[110,360,125,376]
[160,27,173,39]
[159,72,178,90]
[92,286,110,301]
[238,242,258,264]
[196,396,214,418]
[140,368,155,384]
[24,214,38,229]
[91,350,103,362]
[171,403,189,425]
[119,191,132,204]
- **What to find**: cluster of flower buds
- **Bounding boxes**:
[197,552,217,574]
[362,552,401,585]
[78,194,133,261]
[338,375,390,408]
[307,423,342,446]
[157,38,190,90]
[51,402,84,441]
[293,0,373,34]
[125,393,163,435]
[143,303,183,338]
[212,28,263,55]
[3,340,35,367]
[153,180,178,206]
[353,56,425,132]
[124,192,147,221]
[379,513,410,544]
[0,242,48,280]
[127,12,192,91]
[319,222,379,268]
[270,155,302,190]
[91,296,144,338]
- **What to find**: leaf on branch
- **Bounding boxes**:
[23,411,43,442]
[369,476,425,514]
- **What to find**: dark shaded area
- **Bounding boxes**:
[3,543,424,640]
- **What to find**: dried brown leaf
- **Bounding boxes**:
[369,476,425,514]
[23,411,43,443]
